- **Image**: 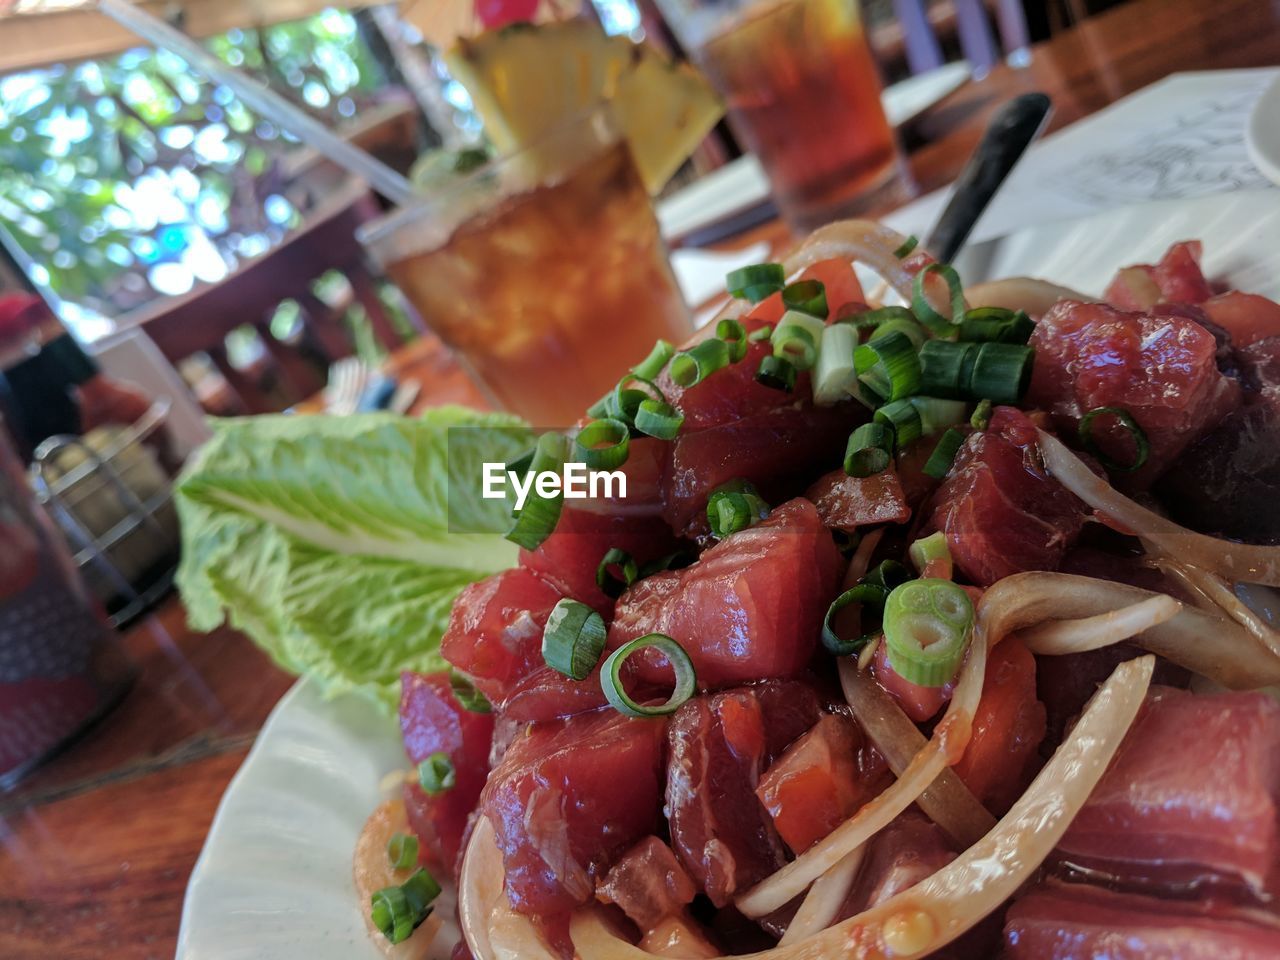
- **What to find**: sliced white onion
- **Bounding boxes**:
[1152,558,1280,659]
[777,845,866,947]
[459,817,560,960]
[1017,594,1182,656]
[983,572,1280,689]
[962,277,1088,317]
[734,618,990,918]
[569,655,1154,960]
[781,220,950,317]
[1038,429,1280,587]
[839,660,996,848]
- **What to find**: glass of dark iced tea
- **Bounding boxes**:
[360,106,691,426]
[656,0,905,232]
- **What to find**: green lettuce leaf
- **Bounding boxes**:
[175,406,531,709]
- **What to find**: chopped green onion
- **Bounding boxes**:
[919,339,978,399]
[633,339,675,380]
[387,833,419,870]
[634,399,684,440]
[855,330,922,403]
[813,323,859,406]
[755,354,797,391]
[596,547,638,600]
[882,578,974,686]
[371,867,441,944]
[748,324,773,342]
[505,432,567,550]
[505,448,535,478]
[727,263,786,303]
[782,279,828,318]
[969,342,1034,404]
[417,752,455,795]
[874,398,923,447]
[574,418,630,470]
[844,422,894,478]
[371,886,416,944]
[842,305,916,329]
[670,338,732,387]
[909,396,968,436]
[600,633,697,717]
[959,307,1034,345]
[542,598,607,681]
[912,263,966,337]
[864,559,912,591]
[908,531,953,579]
[1079,406,1150,473]
[771,310,826,370]
[894,235,919,258]
[449,669,492,714]
[401,868,441,916]
[970,398,993,430]
[610,375,665,428]
[922,427,967,479]
[822,584,889,656]
[717,318,750,362]
[707,481,769,539]
[872,315,927,350]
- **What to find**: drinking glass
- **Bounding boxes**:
[655,0,906,232]
[0,425,135,788]
[360,106,692,426]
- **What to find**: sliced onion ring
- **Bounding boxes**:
[1038,428,1280,587]
[839,660,996,848]
[1017,594,1181,656]
[984,572,1280,689]
[777,845,867,947]
[569,655,1155,960]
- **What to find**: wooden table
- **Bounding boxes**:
[3,1,1277,956]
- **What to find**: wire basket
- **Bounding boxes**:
[30,401,180,628]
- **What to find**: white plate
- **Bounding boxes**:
[1246,72,1280,187]
[177,187,1280,959]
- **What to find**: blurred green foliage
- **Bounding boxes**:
[0,10,384,329]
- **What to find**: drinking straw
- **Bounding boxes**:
[97,0,418,206]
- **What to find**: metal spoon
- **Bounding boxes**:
[924,92,1053,263]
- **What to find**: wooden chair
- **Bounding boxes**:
[118,179,422,415]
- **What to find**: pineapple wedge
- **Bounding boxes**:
[445,20,723,194]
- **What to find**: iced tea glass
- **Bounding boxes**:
[360,106,691,426]
[656,0,905,232]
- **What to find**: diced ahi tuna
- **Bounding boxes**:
[804,469,911,531]
[519,500,681,615]
[951,639,1046,815]
[1104,240,1214,309]
[1056,687,1280,897]
[1238,336,1280,394]
[1203,291,1280,347]
[928,407,1091,586]
[398,672,496,871]
[756,713,890,853]
[872,641,955,723]
[440,568,607,721]
[666,681,822,905]
[1028,300,1241,482]
[1154,391,1280,544]
[596,836,698,930]
[480,708,667,916]
[837,812,955,917]
[662,402,865,537]
[608,499,842,689]
[1004,881,1280,960]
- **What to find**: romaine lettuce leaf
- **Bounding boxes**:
[175,406,531,708]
